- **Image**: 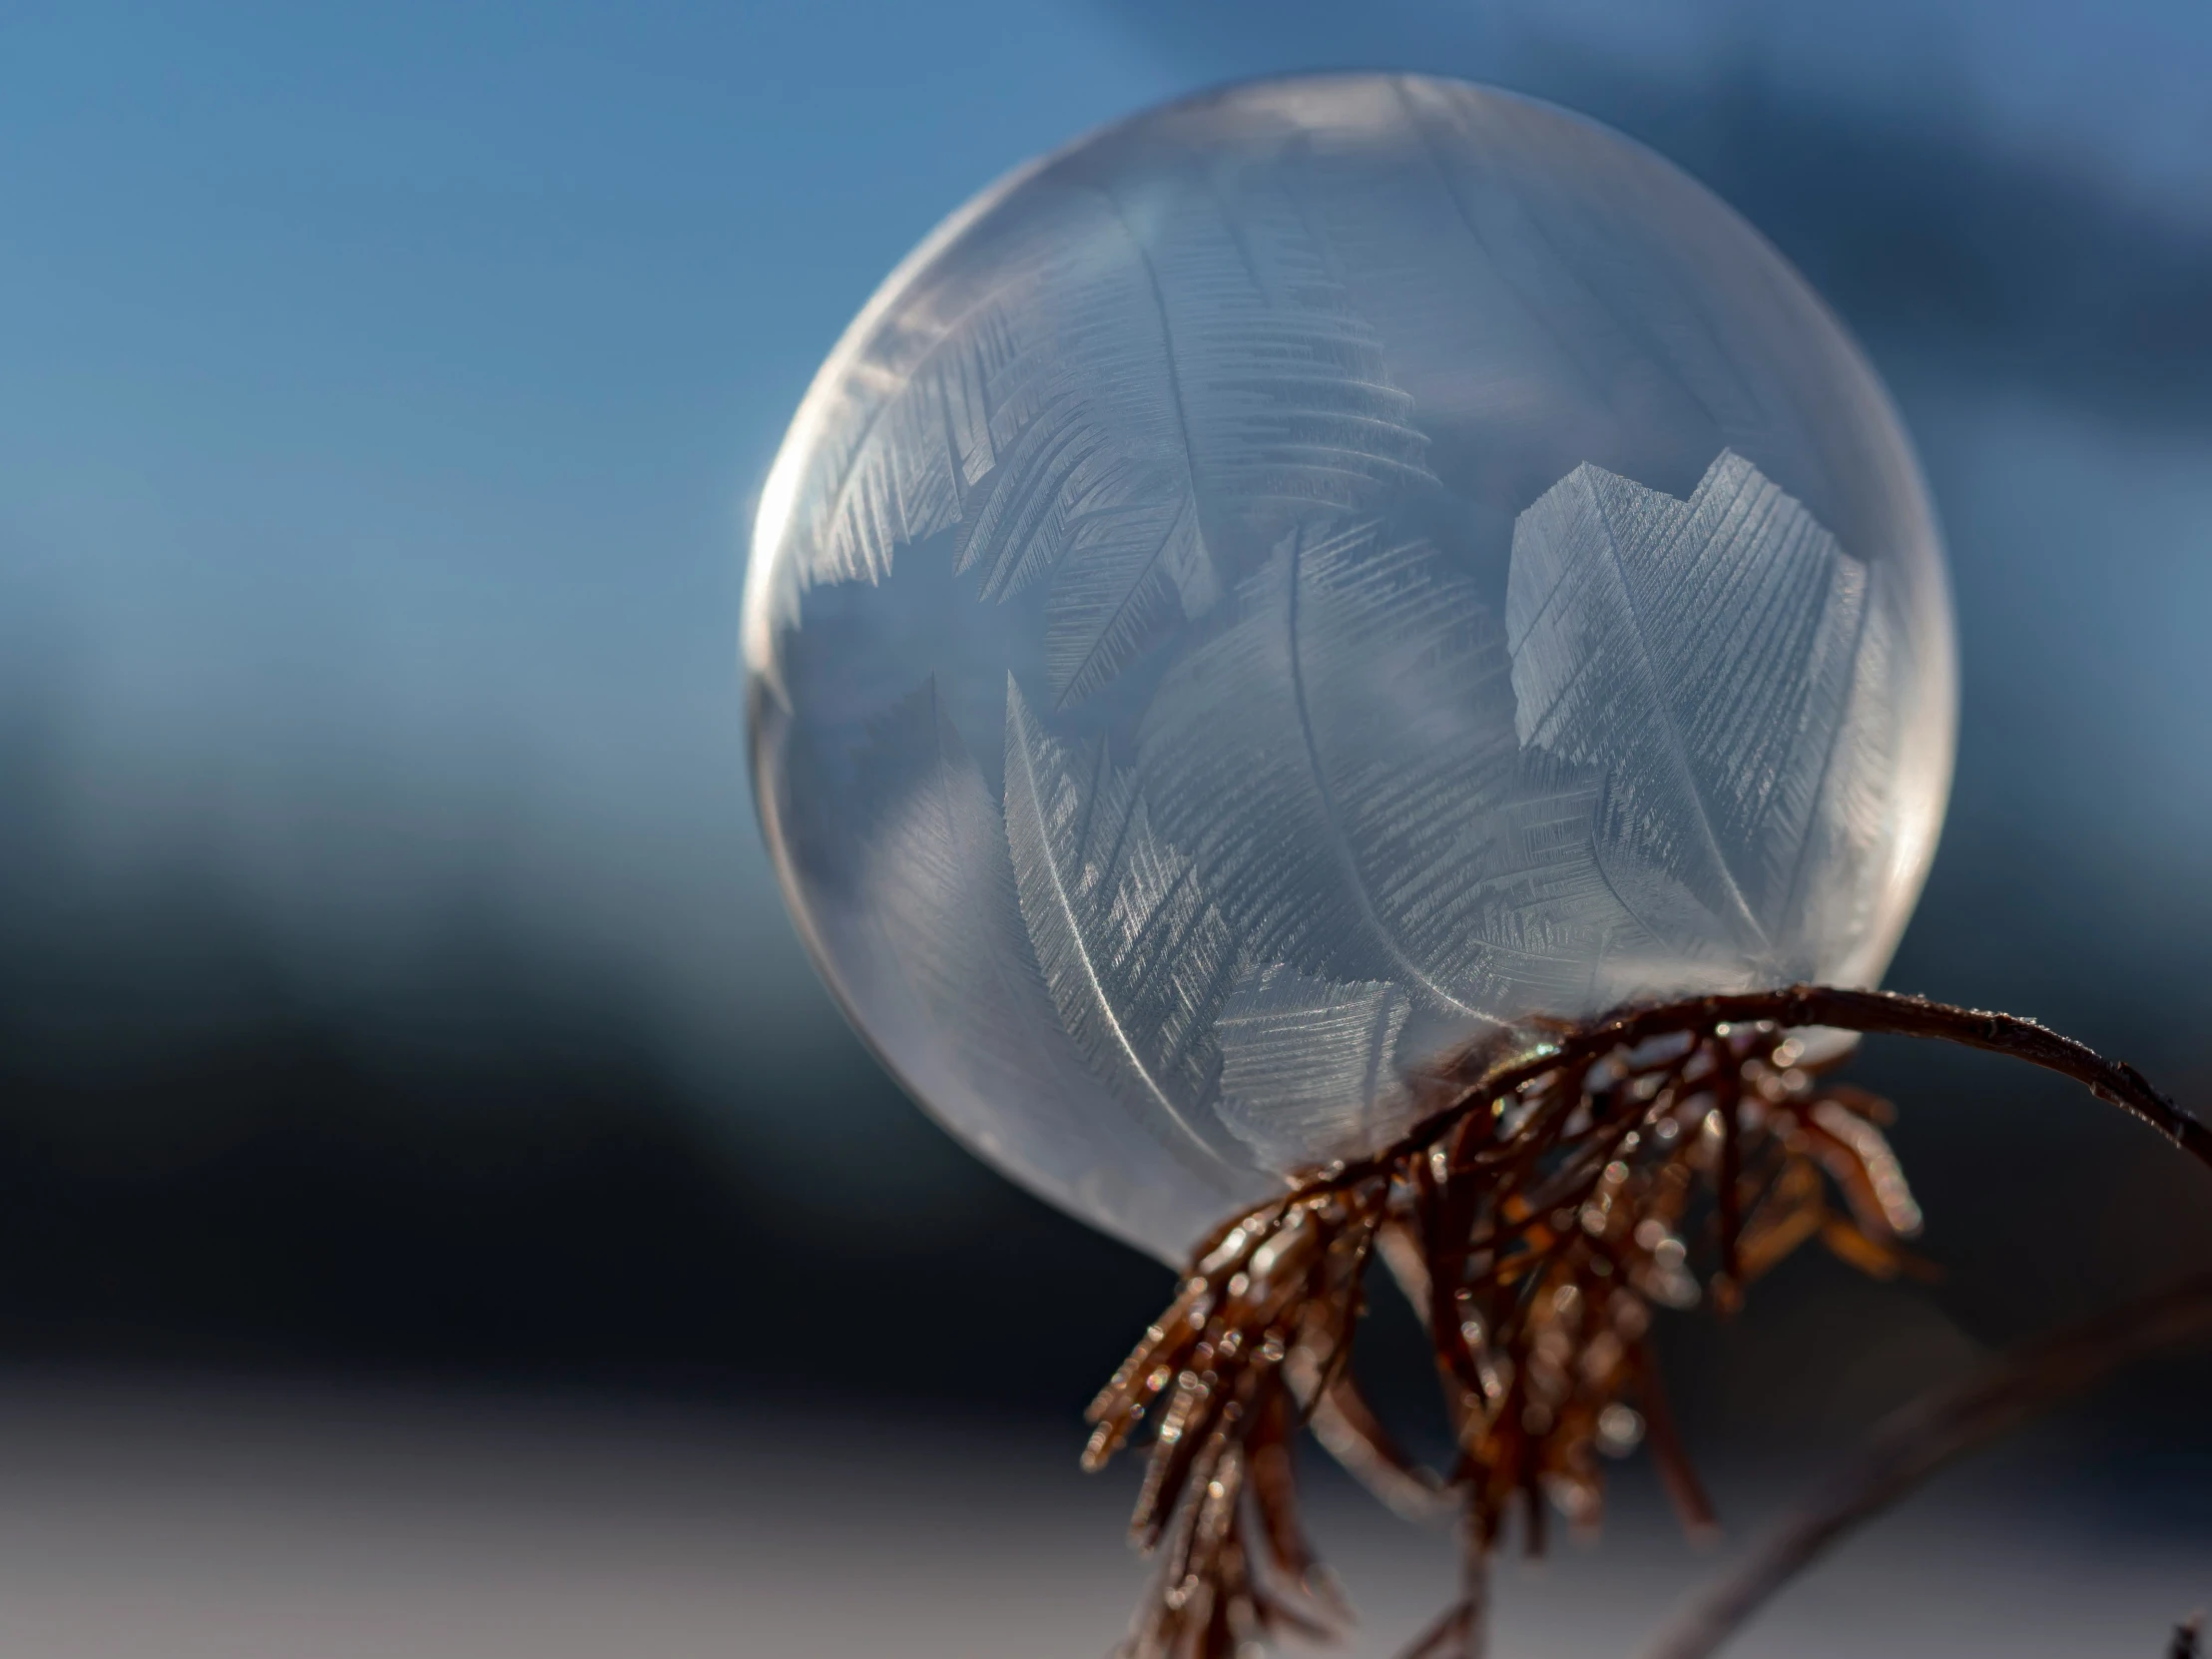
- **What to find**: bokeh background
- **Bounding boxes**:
[3,2,2208,1654]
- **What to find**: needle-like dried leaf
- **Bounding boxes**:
[1084,985,2212,1659]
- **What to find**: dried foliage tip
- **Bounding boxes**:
[1083,984,2212,1659]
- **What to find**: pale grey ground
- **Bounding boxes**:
[0,1377,2196,1659]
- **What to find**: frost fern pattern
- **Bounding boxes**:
[830,450,1900,1183]
[1045,451,1893,1176]
[747,78,1951,1258]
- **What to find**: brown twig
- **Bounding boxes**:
[1405,986,2212,1182]
[1638,1272,2212,1659]
[1083,983,2212,1659]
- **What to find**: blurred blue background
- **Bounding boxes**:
[2,2,2208,1653]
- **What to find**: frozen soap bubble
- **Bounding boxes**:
[744,75,1955,1262]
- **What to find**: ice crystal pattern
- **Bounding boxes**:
[747,75,1955,1260]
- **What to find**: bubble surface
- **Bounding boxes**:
[745,76,1955,1260]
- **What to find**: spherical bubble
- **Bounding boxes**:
[744,75,1955,1262]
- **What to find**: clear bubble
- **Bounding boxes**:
[745,75,1955,1262]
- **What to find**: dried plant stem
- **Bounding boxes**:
[1639,1271,2212,1659]
[1407,985,2212,1183]
[1084,983,2212,1659]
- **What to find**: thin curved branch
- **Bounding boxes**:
[1638,1271,2212,1659]
[1392,984,2212,1180]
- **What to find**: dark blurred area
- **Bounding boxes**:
[3,1,2209,1650]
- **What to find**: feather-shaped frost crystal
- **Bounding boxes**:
[745,75,1955,1261]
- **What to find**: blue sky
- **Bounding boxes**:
[5,0,2211,1144]
[1,2,1181,1066]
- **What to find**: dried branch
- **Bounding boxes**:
[1082,984,2212,1659]
[1639,1272,2212,1659]
[1405,985,2212,1182]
